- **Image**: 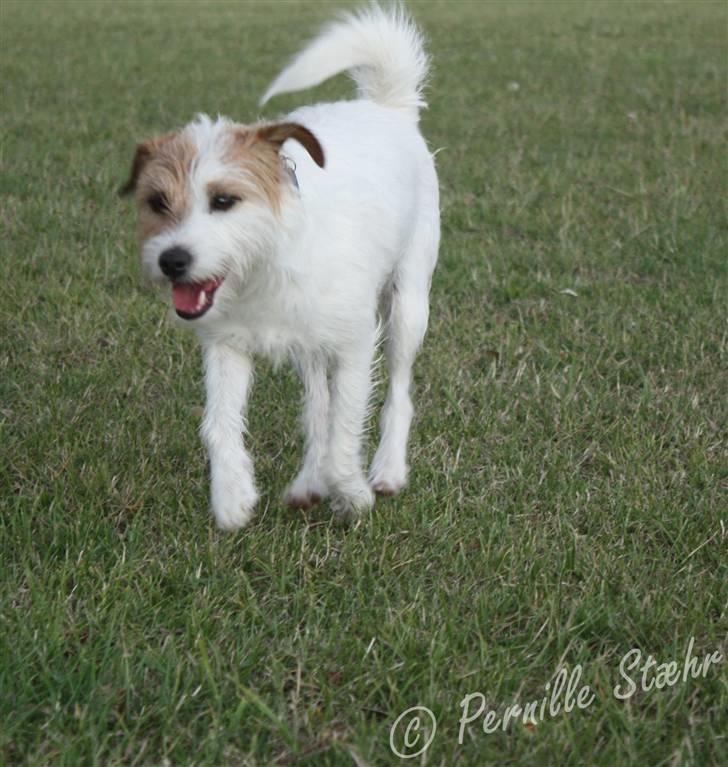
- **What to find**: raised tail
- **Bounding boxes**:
[260,4,429,122]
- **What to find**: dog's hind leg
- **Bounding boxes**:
[284,352,330,510]
[369,218,439,496]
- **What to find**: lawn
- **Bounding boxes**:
[1,1,726,765]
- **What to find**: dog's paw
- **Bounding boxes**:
[330,479,375,523]
[211,479,258,531]
[283,472,327,511]
[368,458,408,497]
[284,489,323,511]
[370,478,405,496]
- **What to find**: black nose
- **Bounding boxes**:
[159,246,192,280]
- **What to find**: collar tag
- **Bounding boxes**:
[281,155,299,190]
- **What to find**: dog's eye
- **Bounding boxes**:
[209,194,241,213]
[147,192,170,215]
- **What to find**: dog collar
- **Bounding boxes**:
[281,154,299,190]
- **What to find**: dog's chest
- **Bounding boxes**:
[207,298,315,362]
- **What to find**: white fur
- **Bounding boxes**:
[145,5,440,529]
[260,4,429,121]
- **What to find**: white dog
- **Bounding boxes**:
[121,5,440,529]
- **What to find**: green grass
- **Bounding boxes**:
[1,0,727,764]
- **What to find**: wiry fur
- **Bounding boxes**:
[124,4,440,529]
[261,4,429,121]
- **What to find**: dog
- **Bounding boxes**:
[121,5,440,529]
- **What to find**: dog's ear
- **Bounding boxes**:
[119,133,175,197]
[256,122,325,168]
[119,143,153,197]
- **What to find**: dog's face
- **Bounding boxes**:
[121,115,324,322]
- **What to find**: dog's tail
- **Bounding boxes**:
[260,4,429,122]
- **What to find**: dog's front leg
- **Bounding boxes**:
[326,342,376,521]
[200,343,258,530]
[284,352,330,509]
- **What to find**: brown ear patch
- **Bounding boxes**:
[223,122,323,213]
[255,122,325,168]
[119,132,177,196]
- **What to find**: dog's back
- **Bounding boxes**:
[260,5,439,314]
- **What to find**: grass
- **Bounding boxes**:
[1,0,726,764]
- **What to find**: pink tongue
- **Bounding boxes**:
[172,283,205,313]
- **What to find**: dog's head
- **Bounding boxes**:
[120,115,324,322]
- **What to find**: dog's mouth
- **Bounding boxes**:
[171,277,224,320]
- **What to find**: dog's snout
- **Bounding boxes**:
[159,247,192,280]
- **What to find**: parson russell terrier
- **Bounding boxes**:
[121,6,440,529]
